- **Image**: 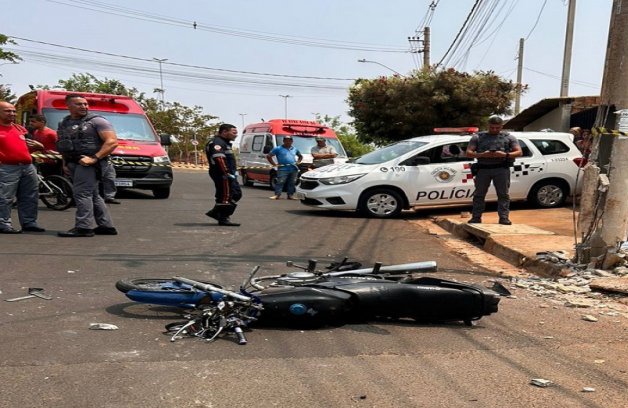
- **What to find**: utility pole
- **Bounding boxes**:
[598,0,628,130]
[577,0,628,267]
[423,27,430,69]
[558,0,576,131]
[514,38,524,115]
[238,113,247,129]
[279,95,291,118]
[407,27,430,71]
[153,57,168,106]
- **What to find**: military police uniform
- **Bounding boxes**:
[204,135,242,226]
[468,131,519,223]
[56,113,116,235]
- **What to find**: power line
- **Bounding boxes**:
[9,47,350,92]
[9,36,355,81]
[47,0,409,53]
[525,0,548,40]
[437,0,482,67]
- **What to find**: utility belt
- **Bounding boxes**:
[470,161,511,176]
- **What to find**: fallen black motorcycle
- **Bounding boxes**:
[116,259,500,344]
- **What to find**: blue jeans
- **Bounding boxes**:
[275,169,298,197]
[0,164,39,230]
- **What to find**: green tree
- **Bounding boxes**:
[139,97,219,163]
[54,73,142,97]
[1,34,21,103]
[0,34,21,64]
[313,114,373,157]
[47,73,220,162]
[348,68,523,145]
[0,84,16,103]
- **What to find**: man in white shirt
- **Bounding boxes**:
[310,136,337,168]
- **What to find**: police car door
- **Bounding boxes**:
[507,138,545,201]
[401,142,474,206]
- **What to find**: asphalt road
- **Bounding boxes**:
[0,170,625,407]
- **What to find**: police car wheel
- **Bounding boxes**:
[528,180,568,208]
[359,189,403,218]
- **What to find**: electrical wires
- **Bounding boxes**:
[47,0,409,53]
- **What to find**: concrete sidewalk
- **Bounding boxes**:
[433,206,628,295]
[434,207,580,276]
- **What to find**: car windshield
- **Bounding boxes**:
[43,109,159,142]
[276,134,347,157]
[355,140,428,164]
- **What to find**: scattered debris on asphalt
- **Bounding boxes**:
[5,288,52,302]
[530,378,552,388]
[89,323,119,330]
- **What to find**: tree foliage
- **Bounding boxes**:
[1,34,21,103]
[348,68,523,145]
[0,34,21,64]
[43,73,220,162]
[0,84,16,103]
[314,114,373,157]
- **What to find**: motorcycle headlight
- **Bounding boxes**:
[319,174,366,185]
[153,155,171,164]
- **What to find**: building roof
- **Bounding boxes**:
[505,96,600,130]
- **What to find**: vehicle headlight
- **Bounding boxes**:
[319,174,366,185]
[153,155,171,164]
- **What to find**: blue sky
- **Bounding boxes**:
[1,0,612,128]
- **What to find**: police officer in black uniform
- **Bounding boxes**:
[204,123,242,226]
[56,94,119,237]
[466,116,522,225]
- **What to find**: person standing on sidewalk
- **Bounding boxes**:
[466,116,522,225]
[266,135,302,200]
[56,94,118,237]
[0,102,46,234]
[204,123,241,226]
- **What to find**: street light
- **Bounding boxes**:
[357,58,402,76]
[238,113,247,129]
[153,57,168,105]
[279,95,291,119]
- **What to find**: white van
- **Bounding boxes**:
[296,131,585,218]
[239,119,348,189]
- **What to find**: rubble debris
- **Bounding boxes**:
[489,281,512,296]
[530,378,552,388]
[89,323,119,330]
[582,387,595,393]
[581,315,598,322]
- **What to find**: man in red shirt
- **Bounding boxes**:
[0,101,46,233]
[29,114,60,176]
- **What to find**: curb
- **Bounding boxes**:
[433,217,573,278]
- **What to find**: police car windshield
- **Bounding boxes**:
[43,109,159,142]
[355,140,428,164]
[276,135,347,157]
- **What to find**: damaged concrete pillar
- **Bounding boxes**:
[599,136,628,250]
[577,164,600,239]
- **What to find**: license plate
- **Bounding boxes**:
[294,192,305,199]
[114,179,133,187]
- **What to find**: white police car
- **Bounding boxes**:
[296,131,584,218]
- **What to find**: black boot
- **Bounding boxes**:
[205,207,220,221]
[218,218,240,227]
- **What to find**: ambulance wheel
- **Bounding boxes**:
[359,188,403,218]
[241,171,254,186]
[528,179,568,208]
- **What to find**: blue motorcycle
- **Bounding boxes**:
[116,259,500,345]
